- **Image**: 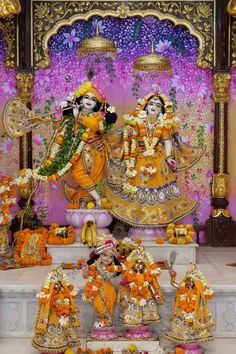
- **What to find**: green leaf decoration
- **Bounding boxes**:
[197,125,205,147]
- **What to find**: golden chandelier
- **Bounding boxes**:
[133,41,172,73]
[78,24,117,56]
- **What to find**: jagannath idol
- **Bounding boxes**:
[82,236,122,340]
[118,242,165,339]
[17,81,117,208]
[32,266,80,353]
[165,263,215,353]
[105,89,204,228]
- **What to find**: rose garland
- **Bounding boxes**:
[14,227,52,266]
[166,224,195,244]
[47,223,75,245]
[0,175,16,225]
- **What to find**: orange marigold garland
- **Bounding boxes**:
[166,224,195,244]
[14,227,52,266]
[0,175,16,225]
[47,224,75,245]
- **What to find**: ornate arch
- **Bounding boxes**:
[0,17,16,67]
[33,0,215,69]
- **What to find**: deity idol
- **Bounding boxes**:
[19,81,117,208]
[118,243,165,339]
[165,263,215,353]
[32,266,80,353]
[105,90,204,229]
[82,237,122,339]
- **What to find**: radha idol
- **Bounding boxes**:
[105,89,204,229]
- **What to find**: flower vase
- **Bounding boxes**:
[177,344,204,354]
[90,325,119,340]
[0,225,9,256]
[125,326,152,339]
[65,209,113,241]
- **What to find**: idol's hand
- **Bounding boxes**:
[166,156,177,171]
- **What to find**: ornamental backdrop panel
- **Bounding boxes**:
[31,15,214,230]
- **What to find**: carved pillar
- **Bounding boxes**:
[206,72,235,246]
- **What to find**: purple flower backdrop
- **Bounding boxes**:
[1,17,215,233]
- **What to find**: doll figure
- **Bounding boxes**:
[165,263,215,353]
[32,267,80,353]
[82,237,122,339]
[118,243,165,339]
[105,89,204,228]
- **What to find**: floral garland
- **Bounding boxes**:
[77,348,113,354]
[14,227,52,265]
[0,175,16,225]
[177,273,213,323]
[166,224,195,244]
[37,269,79,329]
[47,223,75,245]
[122,106,179,194]
[121,263,161,306]
[83,263,122,303]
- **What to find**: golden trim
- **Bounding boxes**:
[16,73,34,103]
[0,17,16,67]
[33,1,214,69]
[231,16,236,67]
[0,0,21,18]
[219,102,224,174]
[212,209,230,218]
[212,173,229,198]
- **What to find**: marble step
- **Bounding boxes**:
[47,241,198,265]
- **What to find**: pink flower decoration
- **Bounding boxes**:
[181,135,190,145]
[205,122,214,134]
[193,191,199,202]
[33,134,43,145]
[155,40,172,53]
[92,82,105,100]
[0,138,13,153]
[206,169,213,178]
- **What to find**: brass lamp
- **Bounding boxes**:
[78,24,117,56]
[133,41,172,73]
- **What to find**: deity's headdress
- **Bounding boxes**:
[136,85,174,114]
[93,233,118,257]
[74,81,105,103]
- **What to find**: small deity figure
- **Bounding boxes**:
[165,263,215,353]
[118,243,165,339]
[105,89,204,228]
[32,266,80,353]
[20,81,117,208]
[82,237,122,339]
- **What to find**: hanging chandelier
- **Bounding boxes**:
[78,24,117,56]
[133,41,172,73]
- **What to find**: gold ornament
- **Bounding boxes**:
[16,73,34,103]
[0,0,21,18]
[213,73,231,103]
[212,209,230,218]
[227,0,236,16]
[133,41,172,73]
[78,24,116,56]
[212,173,229,199]
[0,226,9,256]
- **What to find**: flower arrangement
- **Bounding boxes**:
[156,236,164,244]
[166,224,195,244]
[0,175,16,225]
[122,106,179,192]
[47,224,75,245]
[83,263,122,303]
[14,227,52,265]
[77,348,113,354]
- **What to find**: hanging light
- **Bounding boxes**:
[78,24,117,56]
[133,41,172,73]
